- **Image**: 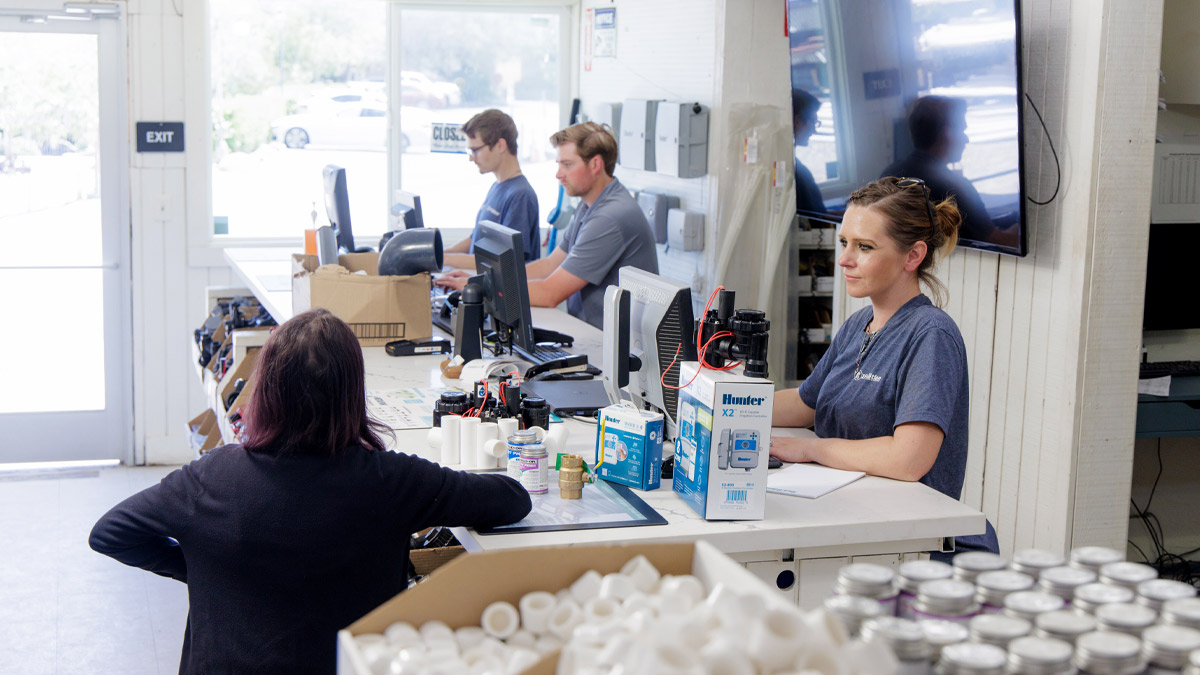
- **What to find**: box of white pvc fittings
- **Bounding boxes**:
[335,541,802,675]
[593,403,664,491]
[673,361,772,520]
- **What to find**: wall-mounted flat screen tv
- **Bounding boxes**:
[788,0,1027,257]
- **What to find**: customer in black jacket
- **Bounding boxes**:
[89,308,532,674]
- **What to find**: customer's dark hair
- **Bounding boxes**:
[792,89,820,122]
[549,122,619,177]
[847,176,961,306]
[242,309,390,454]
[461,109,519,155]
[907,95,966,151]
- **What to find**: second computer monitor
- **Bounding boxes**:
[389,190,424,230]
[472,221,535,351]
[322,165,356,252]
[617,267,698,439]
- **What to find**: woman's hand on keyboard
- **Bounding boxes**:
[433,269,471,292]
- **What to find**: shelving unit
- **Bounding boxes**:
[785,219,838,385]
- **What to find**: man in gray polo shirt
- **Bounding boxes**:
[522,122,658,328]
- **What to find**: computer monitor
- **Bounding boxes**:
[322,165,356,252]
[389,190,424,230]
[615,267,698,439]
[471,221,535,351]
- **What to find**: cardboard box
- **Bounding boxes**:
[673,362,773,520]
[594,404,664,491]
[292,253,432,346]
[336,540,800,675]
[186,409,217,454]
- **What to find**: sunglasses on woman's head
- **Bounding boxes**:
[897,177,936,230]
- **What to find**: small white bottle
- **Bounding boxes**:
[861,616,933,675]
[899,560,955,619]
[953,552,1008,584]
[1069,547,1125,574]
[1094,602,1158,637]
[1072,630,1146,674]
[1038,566,1099,606]
[1161,598,1200,631]
[969,612,1032,649]
[1136,580,1198,613]
[834,563,900,616]
[1034,609,1097,646]
[1011,549,1067,581]
[1005,635,1076,675]
[1141,624,1200,674]
[1003,591,1066,623]
[913,579,981,625]
[1099,562,1159,591]
[934,641,1007,675]
[976,570,1036,614]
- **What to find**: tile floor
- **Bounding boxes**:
[0,465,187,675]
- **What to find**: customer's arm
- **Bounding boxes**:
[769,421,943,482]
[442,235,476,271]
[89,468,191,582]
[525,247,566,281]
[392,454,532,530]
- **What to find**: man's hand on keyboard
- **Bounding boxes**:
[433,269,471,292]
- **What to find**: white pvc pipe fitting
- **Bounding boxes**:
[439,416,460,467]
[497,417,519,441]
[582,596,622,626]
[570,569,603,604]
[548,599,583,640]
[476,422,498,469]
[507,628,536,649]
[599,573,637,602]
[483,438,507,460]
[481,600,520,639]
[518,590,558,635]
[458,417,480,469]
[621,554,662,593]
[748,608,807,672]
[543,424,569,456]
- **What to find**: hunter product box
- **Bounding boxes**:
[673,361,772,520]
[291,252,433,347]
[594,404,664,491]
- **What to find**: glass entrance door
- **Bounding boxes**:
[0,8,131,463]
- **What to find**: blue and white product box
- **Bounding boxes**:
[673,361,773,520]
[594,404,664,491]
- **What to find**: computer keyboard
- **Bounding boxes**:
[514,343,585,368]
[1139,360,1200,379]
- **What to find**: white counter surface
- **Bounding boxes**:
[223,247,985,561]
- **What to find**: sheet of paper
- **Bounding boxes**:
[767,462,865,499]
[366,388,448,430]
[1138,376,1171,397]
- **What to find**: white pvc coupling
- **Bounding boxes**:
[518,590,558,635]
[480,600,520,639]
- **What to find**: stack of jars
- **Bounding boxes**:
[823,546,1200,674]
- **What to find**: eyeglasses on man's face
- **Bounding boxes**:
[467,142,493,158]
[897,177,935,230]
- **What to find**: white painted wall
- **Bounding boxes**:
[123,0,1163,557]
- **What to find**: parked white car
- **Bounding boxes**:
[270,105,433,153]
[400,71,462,108]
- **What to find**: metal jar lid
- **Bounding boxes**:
[919,618,970,655]
[1034,609,1097,644]
[1162,597,1200,630]
[1097,561,1158,589]
[508,428,539,444]
[934,641,1007,675]
[916,579,980,616]
[1072,630,1145,675]
[975,570,1035,607]
[835,563,897,599]
[1003,591,1066,621]
[1094,602,1157,636]
[1005,635,1075,675]
[953,552,1008,582]
[1072,583,1135,614]
[899,559,955,592]
[824,594,882,638]
[861,616,932,661]
[969,613,1032,648]
[1011,549,1067,579]
[1136,578,1198,611]
[1037,566,1098,600]
[1141,623,1200,670]
[1068,546,1125,572]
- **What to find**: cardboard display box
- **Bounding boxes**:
[185,409,219,455]
[292,253,432,346]
[336,540,800,675]
[673,362,773,520]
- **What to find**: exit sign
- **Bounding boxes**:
[136,122,185,152]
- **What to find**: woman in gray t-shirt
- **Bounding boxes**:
[770,176,998,558]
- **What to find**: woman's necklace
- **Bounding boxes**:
[854,319,881,379]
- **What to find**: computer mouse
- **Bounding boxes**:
[768,456,783,469]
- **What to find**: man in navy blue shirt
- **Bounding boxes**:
[443,109,540,268]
